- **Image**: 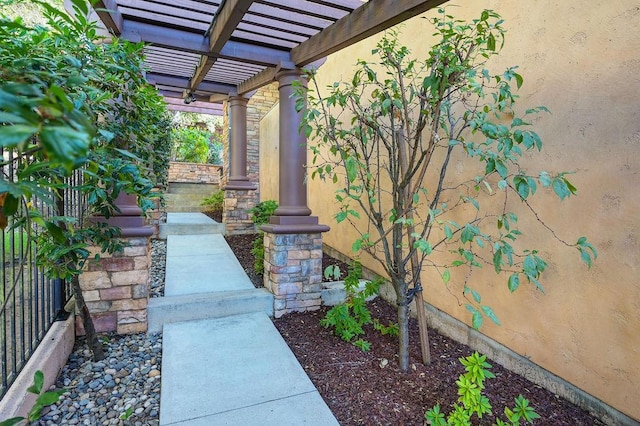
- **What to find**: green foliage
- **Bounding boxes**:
[171,127,210,163]
[249,200,278,275]
[0,0,169,359]
[320,261,393,351]
[425,352,540,425]
[296,8,595,368]
[201,190,223,211]
[0,370,66,425]
[249,200,278,226]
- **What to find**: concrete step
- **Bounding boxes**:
[147,288,274,333]
[159,212,224,237]
[167,182,219,195]
[159,221,224,237]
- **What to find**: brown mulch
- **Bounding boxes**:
[203,209,222,223]
[225,231,603,426]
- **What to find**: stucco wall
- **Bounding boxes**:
[259,104,280,202]
[259,0,640,420]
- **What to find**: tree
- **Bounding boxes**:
[297,9,596,371]
[0,0,171,359]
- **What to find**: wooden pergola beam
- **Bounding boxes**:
[92,0,123,36]
[189,0,254,92]
[290,0,447,66]
[237,67,276,95]
[149,73,236,94]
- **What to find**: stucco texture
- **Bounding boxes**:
[259,0,640,420]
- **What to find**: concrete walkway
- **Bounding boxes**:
[154,213,338,425]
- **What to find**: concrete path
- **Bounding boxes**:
[157,213,338,425]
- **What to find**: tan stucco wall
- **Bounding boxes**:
[259,105,280,202]
[259,0,640,420]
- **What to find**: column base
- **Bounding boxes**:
[262,215,330,234]
[223,180,257,191]
[263,232,326,318]
[223,189,256,235]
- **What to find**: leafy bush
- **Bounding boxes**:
[320,261,396,351]
[171,127,210,163]
[425,352,540,425]
[249,200,278,275]
[201,190,223,212]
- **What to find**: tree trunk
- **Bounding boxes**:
[397,301,410,371]
[71,275,105,361]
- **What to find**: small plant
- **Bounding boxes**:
[320,261,396,351]
[0,370,66,426]
[201,190,223,212]
[249,200,278,275]
[425,352,540,425]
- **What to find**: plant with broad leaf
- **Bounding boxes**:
[320,260,397,351]
[295,8,596,371]
[0,0,171,359]
[0,370,66,426]
[425,352,540,425]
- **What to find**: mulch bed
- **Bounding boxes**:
[225,231,603,425]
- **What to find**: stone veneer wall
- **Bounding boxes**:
[263,233,323,318]
[167,161,221,184]
[222,190,255,234]
[78,237,150,334]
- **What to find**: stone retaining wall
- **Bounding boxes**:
[168,162,221,184]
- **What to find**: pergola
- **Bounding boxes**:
[85,0,445,315]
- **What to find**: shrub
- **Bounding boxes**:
[249,200,278,275]
[320,261,395,351]
[171,127,210,163]
[425,352,540,425]
[201,190,223,212]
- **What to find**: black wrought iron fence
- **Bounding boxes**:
[0,150,78,399]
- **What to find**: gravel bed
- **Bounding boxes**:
[40,334,162,425]
[149,239,166,298]
[38,238,167,425]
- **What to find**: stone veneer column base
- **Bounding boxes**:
[223,189,256,235]
[263,233,324,318]
[77,237,150,335]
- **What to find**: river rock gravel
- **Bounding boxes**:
[38,238,167,425]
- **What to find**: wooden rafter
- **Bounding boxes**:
[92,0,122,36]
[189,0,254,92]
[291,0,447,66]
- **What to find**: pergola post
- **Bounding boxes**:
[223,95,256,234]
[261,69,329,318]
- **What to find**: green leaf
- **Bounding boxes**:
[36,390,65,406]
[27,370,44,395]
[472,310,483,329]
[442,269,451,284]
[481,305,501,325]
[552,177,570,200]
[335,211,347,223]
[487,32,496,51]
[3,194,19,216]
[497,180,507,190]
[345,156,358,183]
[508,273,520,292]
[40,126,91,170]
[0,124,39,147]
[470,288,481,303]
[444,225,453,240]
[513,72,523,89]
[538,171,551,187]
[0,418,25,426]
